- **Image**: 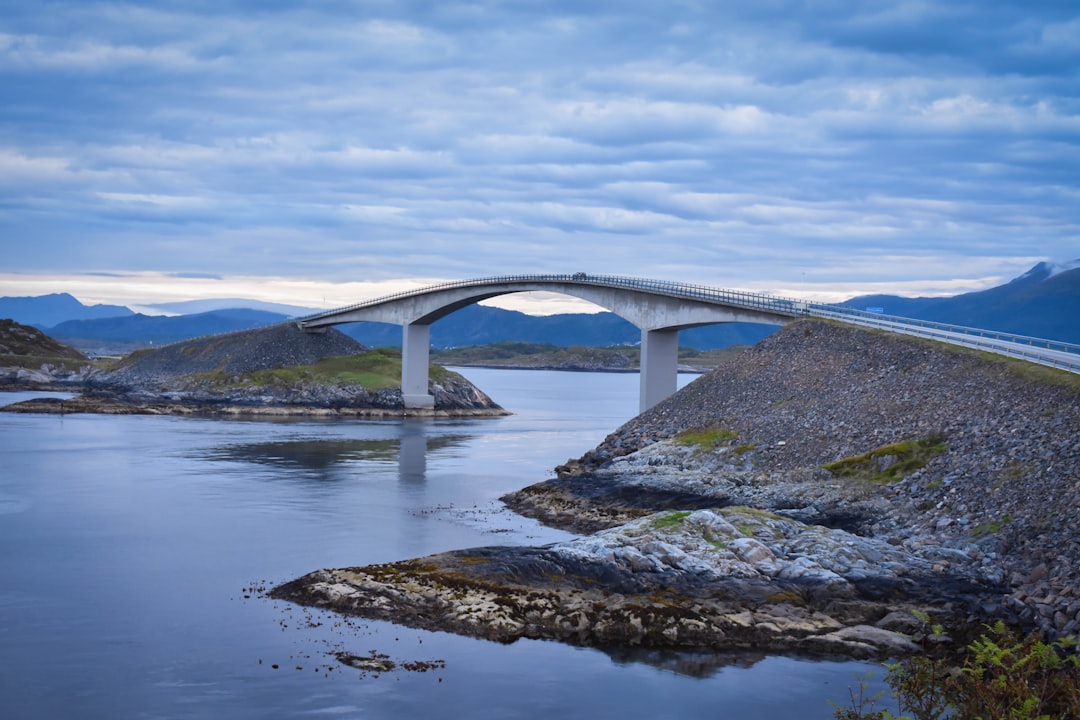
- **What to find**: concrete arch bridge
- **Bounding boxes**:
[299,274,1080,410]
[301,274,805,410]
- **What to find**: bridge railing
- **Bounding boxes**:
[299,273,813,323]
[805,305,1080,373]
[804,303,1080,356]
[578,274,812,317]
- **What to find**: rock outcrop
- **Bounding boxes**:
[274,319,1080,656]
[507,319,1080,640]
[98,322,365,385]
[0,318,95,387]
[274,505,998,658]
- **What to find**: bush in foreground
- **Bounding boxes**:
[834,621,1080,720]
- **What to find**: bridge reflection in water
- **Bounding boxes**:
[204,429,466,486]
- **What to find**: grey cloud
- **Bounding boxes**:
[1,0,1077,289]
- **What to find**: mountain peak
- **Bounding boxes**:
[1011,259,1080,285]
[0,293,134,328]
[1047,258,1080,278]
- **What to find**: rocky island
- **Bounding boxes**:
[0,318,98,388]
[0,320,503,416]
[272,319,1080,659]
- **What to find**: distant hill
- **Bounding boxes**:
[0,319,91,386]
[0,319,85,360]
[48,308,289,350]
[338,304,778,351]
[842,260,1080,343]
[0,292,133,328]
[142,298,317,317]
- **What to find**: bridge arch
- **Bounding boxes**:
[300,275,803,411]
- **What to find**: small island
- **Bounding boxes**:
[0,320,504,417]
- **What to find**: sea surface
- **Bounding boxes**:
[0,369,885,719]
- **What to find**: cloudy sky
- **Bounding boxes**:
[1,1,1077,313]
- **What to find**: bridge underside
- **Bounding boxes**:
[301,281,793,412]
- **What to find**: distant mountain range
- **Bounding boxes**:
[45,308,290,349]
[12,303,776,353]
[0,293,134,328]
[2,260,1077,351]
[842,259,1080,343]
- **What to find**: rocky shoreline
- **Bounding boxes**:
[271,319,1080,659]
[272,504,1002,658]
[1,322,507,417]
[0,393,508,418]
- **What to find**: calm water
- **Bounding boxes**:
[0,370,884,719]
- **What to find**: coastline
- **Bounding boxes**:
[0,394,510,418]
[269,320,1080,660]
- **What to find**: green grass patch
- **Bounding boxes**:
[650,510,692,530]
[972,516,1011,537]
[725,505,786,522]
[194,348,458,391]
[1000,460,1031,481]
[0,353,95,371]
[982,352,1080,391]
[676,426,739,449]
[823,435,947,485]
[722,506,787,536]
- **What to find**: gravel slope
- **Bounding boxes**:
[551,319,1080,639]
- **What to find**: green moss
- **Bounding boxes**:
[725,505,786,522]
[676,427,738,449]
[823,436,947,485]
[732,443,756,455]
[766,591,801,603]
[650,510,692,530]
[972,516,1011,536]
[190,348,458,391]
[1000,461,1031,481]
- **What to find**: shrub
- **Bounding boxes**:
[834,622,1080,720]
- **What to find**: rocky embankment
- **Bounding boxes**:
[0,319,96,388]
[3,322,503,416]
[273,505,993,658]
[273,319,1080,658]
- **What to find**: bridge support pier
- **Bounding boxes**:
[402,323,435,409]
[640,328,679,412]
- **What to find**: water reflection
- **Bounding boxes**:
[205,429,468,485]
[606,646,772,678]
[399,423,428,485]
